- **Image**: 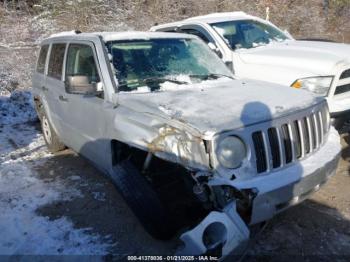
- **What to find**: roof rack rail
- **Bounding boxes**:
[49,30,82,38]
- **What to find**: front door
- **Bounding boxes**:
[58,42,111,169]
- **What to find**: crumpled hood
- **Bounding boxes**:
[117,79,322,136]
[238,40,350,75]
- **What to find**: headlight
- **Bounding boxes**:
[216,136,246,169]
[291,76,334,96]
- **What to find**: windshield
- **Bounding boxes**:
[211,20,289,50]
[106,38,233,92]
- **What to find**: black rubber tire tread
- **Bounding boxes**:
[112,160,176,240]
[41,112,66,153]
[34,98,44,121]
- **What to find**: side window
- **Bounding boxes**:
[48,44,66,80]
[182,28,223,58]
[181,29,210,44]
[36,45,49,74]
[66,44,100,93]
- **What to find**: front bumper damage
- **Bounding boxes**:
[176,202,249,257]
[249,152,339,224]
[176,129,341,259]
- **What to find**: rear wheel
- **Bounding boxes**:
[112,160,176,240]
[41,112,65,153]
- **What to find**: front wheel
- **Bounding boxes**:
[112,160,177,240]
[41,113,65,153]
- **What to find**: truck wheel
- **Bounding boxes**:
[34,97,44,121]
[41,113,65,153]
[112,160,176,240]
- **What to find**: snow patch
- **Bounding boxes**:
[159,77,231,91]
[69,175,82,181]
[120,86,151,93]
[49,31,80,38]
[158,104,183,118]
[92,192,106,202]
[0,90,37,125]
[0,123,111,255]
[0,162,110,255]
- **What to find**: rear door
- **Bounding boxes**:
[32,44,49,115]
[45,42,67,138]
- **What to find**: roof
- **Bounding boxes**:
[45,31,195,43]
[99,31,196,41]
[183,12,255,23]
[151,12,265,31]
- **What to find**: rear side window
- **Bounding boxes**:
[48,44,66,80]
[36,45,49,74]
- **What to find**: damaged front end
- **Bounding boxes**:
[146,125,210,171]
[172,172,256,259]
[171,128,340,259]
[112,99,340,260]
[134,123,253,259]
[111,111,252,258]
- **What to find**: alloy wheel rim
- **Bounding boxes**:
[42,116,52,144]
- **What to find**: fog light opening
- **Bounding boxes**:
[202,222,227,256]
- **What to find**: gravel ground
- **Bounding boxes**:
[1,117,350,259]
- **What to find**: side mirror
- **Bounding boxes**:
[207,42,223,58]
[65,75,99,95]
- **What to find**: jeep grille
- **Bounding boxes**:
[252,106,329,173]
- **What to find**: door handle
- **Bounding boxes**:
[58,95,68,102]
[41,86,49,92]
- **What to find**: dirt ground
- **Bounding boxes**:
[2,120,350,260]
[245,136,350,260]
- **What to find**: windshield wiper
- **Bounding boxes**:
[189,73,235,80]
[116,77,187,91]
[143,76,188,85]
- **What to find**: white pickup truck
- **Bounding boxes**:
[151,12,350,132]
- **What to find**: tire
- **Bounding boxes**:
[112,160,176,240]
[41,112,65,153]
[34,98,44,121]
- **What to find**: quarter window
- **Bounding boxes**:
[48,44,66,80]
[36,45,49,74]
[65,44,100,84]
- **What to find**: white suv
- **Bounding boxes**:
[151,12,350,132]
[32,31,340,258]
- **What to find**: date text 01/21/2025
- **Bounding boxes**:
[127,255,219,261]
